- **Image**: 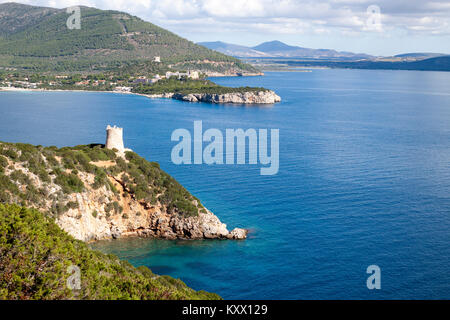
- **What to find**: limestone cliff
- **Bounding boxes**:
[141,90,281,104]
[0,142,247,242]
[173,90,281,104]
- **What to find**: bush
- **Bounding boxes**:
[54,172,84,194]
[0,148,18,161]
[0,142,204,218]
[0,155,8,167]
[66,201,79,209]
[0,203,221,300]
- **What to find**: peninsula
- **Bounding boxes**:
[0,127,248,242]
[0,126,240,299]
[0,3,280,105]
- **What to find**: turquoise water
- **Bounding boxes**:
[1,70,449,299]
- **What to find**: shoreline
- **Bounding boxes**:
[0,86,281,104]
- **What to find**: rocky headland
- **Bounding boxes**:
[172,90,281,104]
[142,90,281,104]
[0,129,248,243]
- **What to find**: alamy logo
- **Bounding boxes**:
[366,265,381,290]
[171,121,279,175]
[66,6,81,30]
[366,5,382,31]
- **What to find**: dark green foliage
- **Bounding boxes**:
[0,147,18,160]
[92,168,107,189]
[0,4,258,75]
[54,172,84,194]
[9,170,30,185]
[0,203,221,300]
[133,78,267,95]
[0,155,7,167]
[66,201,79,210]
[124,151,200,217]
[0,141,203,218]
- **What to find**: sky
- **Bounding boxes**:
[2,0,450,56]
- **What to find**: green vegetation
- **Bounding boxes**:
[0,141,204,218]
[123,150,200,217]
[0,203,220,300]
[54,171,85,194]
[0,5,268,100]
[0,3,259,75]
[133,78,268,95]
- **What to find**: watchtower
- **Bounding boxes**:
[105,125,125,152]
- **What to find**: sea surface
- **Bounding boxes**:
[1,70,449,299]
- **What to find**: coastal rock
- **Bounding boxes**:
[0,141,248,243]
[172,90,281,104]
[228,228,248,240]
[51,174,249,242]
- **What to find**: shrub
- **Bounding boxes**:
[54,172,84,194]
[9,170,30,185]
[1,148,19,161]
[0,203,220,300]
[66,201,79,209]
[0,155,8,167]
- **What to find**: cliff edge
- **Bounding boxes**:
[0,141,247,242]
[173,90,281,104]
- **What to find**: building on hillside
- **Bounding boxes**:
[114,86,132,93]
[105,125,133,155]
[165,70,199,80]
[106,125,125,152]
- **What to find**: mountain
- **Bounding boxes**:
[268,55,450,72]
[200,40,373,60]
[394,52,446,59]
[0,3,259,75]
[252,40,300,53]
[198,41,268,57]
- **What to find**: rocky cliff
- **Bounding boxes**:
[141,90,281,104]
[173,90,281,104]
[0,142,247,242]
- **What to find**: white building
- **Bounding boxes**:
[165,70,199,80]
[114,86,132,93]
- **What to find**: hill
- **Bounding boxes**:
[0,203,221,300]
[0,141,247,241]
[198,41,268,57]
[269,55,450,72]
[0,2,259,75]
[252,40,300,53]
[200,40,373,60]
[394,52,446,59]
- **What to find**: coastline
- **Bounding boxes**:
[0,86,281,104]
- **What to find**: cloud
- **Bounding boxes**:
[2,0,450,38]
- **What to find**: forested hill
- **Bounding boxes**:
[0,2,259,75]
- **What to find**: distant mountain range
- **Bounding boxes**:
[265,55,450,72]
[199,40,448,62]
[393,52,447,59]
[199,40,374,60]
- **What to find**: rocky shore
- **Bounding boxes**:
[1,87,281,105]
[0,141,248,243]
[173,90,281,104]
[142,90,281,104]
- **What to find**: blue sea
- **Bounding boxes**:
[1,70,449,299]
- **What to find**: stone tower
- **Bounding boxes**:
[105,125,125,152]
